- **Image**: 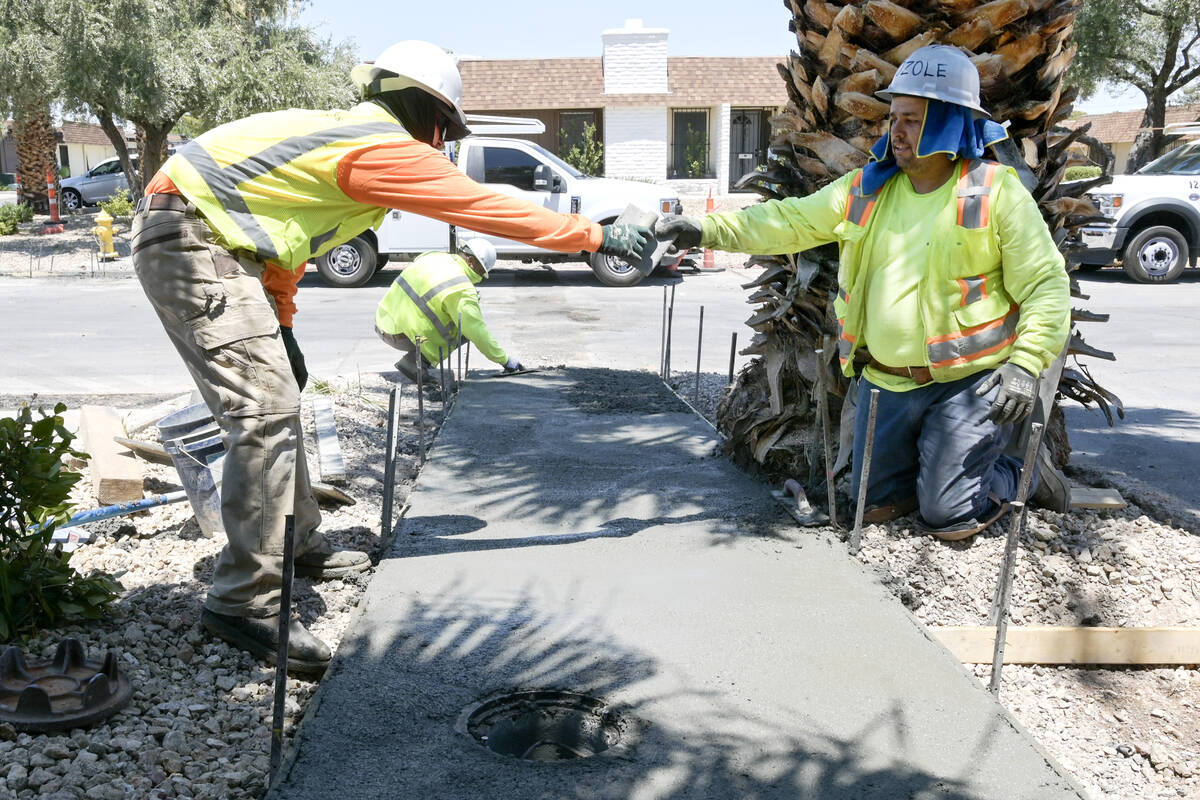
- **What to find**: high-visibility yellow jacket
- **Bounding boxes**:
[702,160,1069,384]
[375,252,507,365]
[162,103,410,270]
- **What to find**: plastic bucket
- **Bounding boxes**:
[163,435,225,538]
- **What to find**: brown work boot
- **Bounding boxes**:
[294,548,372,580]
[1030,444,1071,513]
[201,609,331,676]
[863,495,919,523]
[919,498,1011,542]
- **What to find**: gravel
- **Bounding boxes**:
[0,375,446,800]
[669,368,1200,800]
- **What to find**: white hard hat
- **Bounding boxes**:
[876,45,989,118]
[460,238,496,276]
[351,40,471,140]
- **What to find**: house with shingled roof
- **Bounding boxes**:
[1063,103,1200,174]
[458,19,788,195]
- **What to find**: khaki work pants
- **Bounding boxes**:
[132,205,326,618]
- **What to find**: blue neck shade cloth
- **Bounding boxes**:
[860,99,1009,195]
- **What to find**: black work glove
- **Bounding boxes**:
[597,223,653,261]
[654,215,703,251]
[975,363,1036,426]
[280,326,308,392]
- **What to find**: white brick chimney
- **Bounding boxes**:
[601,19,669,94]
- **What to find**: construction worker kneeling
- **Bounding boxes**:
[376,237,522,384]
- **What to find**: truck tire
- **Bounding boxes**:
[589,250,646,287]
[316,235,378,288]
[1122,225,1188,284]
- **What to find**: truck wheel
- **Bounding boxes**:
[1122,225,1188,284]
[317,235,378,288]
[589,250,646,287]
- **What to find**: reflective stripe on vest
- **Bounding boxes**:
[174,119,405,262]
[926,303,1019,369]
[844,172,878,226]
[955,159,998,229]
[837,319,856,365]
[392,273,473,344]
[957,276,987,306]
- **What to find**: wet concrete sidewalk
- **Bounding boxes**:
[268,368,1084,800]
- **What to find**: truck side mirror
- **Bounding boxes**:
[533,164,562,193]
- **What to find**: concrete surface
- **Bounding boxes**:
[268,368,1083,800]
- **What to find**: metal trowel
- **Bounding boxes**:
[615,204,680,277]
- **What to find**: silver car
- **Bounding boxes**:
[60,157,136,210]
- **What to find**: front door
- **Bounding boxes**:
[729,109,767,190]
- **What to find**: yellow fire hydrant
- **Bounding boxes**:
[93,210,118,261]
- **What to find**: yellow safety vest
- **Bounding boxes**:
[833,159,1024,381]
[375,252,482,364]
[163,102,409,269]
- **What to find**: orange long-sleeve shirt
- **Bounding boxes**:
[144,138,604,326]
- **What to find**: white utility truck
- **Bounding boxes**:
[1076,123,1200,283]
[316,116,684,288]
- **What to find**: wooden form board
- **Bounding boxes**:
[310,397,346,482]
[79,405,144,504]
[1070,486,1127,510]
[931,626,1200,665]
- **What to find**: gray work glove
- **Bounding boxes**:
[280,326,308,392]
[503,356,524,373]
[975,363,1036,426]
[597,223,653,261]
[654,215,703,250]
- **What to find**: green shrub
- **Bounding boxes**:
[1064,166,1102,181]
[0,403,121,641]
[0,202,34,235]
[99,188,134,219]
[559,122,605,176]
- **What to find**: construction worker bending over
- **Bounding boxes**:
[658,45,1070,542]
[130,40,652,675]
[376,238,519,381]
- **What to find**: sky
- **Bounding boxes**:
[295,0,1146,115]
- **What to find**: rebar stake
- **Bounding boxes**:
[381,386,399,538]
[457,312,464,384]
[438,346,446,406]
[269,514,296,783]
[465,342,471,377]
[850,389,880,554]
[988,420,1046,695]
[660,285,668,379]
[694,306,705,406]
[665,283,676,382]
[815,347,839,530]
[415,337,426,465]
[728,332,737,384]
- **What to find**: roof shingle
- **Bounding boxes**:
[1063,103,1200,144]
[459,56,787,110]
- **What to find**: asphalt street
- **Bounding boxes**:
[1,263,1198,511]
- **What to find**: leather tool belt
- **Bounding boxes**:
[868,358,933,386]
[134,193,190,215]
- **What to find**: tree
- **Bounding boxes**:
[718,0,1120,494]
[1071,0,1200,169]
[53,0,356,197]
[560,122,604,176]
[0,0,62,213]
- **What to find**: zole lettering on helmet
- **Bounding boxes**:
[896,60,949,78]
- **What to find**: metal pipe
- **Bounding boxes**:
[57,491,187,530]
[815,347,838,530]
[381,385,399,538]
[694,306,705,406]
[660,285,668,379]
[849,389,880,554]
[269,514,296,782]
[988,420,1046,695]
[728,332,737,385]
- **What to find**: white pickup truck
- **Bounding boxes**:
[316,116,683,288]
[1076,126,1200,283]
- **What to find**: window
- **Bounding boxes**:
[58,145,70,175]
[91,160,123,176]
[670,109,709,179]
[559,112,595,153]
[482,146,542,191]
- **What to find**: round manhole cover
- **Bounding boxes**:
[458,690,627,762]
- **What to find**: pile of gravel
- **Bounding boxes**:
[668,368,1200,800]
[0,374,442,800]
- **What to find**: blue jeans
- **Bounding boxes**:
[851,371,1022,529]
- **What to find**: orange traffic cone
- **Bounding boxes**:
[700,188,721,272]
[42,168,66,233]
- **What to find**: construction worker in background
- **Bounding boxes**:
[375,238,521,381]
[657,45,1070,542]
[130,40,652,675]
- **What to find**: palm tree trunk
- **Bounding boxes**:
[13,100,59,215]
